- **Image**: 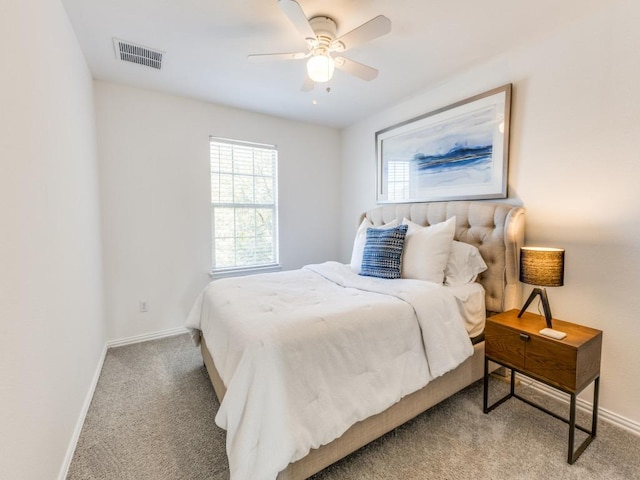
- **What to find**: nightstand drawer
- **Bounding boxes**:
[485,321,525,369]
[486,325,578,389]
[524,336,578,390]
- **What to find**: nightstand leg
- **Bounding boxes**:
[568,393,577,464]
[483,356,489,413]
[510,368,516,395]
[483,358,514,414]
[568,376,599,464]
[592,376,600,438]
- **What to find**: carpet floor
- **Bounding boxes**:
[67,334,640,479]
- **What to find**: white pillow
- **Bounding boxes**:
[445,241,488,285]
[401,217,456,283]
[349,218,399,274]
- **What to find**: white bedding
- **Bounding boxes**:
[186,261,474,480]
[448,282,486,338]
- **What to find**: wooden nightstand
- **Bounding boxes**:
[483,309,602,464]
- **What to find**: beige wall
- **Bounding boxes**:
[0,0,106,478]
[94,82,342,341]
[340,0,640,427]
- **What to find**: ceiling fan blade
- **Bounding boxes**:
[248,52,309,63]
[334,56,378,81]
[278,0,316,41]
[334,15,391,51]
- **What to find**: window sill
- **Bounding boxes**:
[209,264,282,279]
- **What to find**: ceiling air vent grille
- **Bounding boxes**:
[113,38,163,70]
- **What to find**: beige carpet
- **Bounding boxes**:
[67,334,640,479]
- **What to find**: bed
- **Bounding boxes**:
[186,200,525,480]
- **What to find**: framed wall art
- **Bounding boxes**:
[376,84,511,203]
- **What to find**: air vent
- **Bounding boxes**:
[113,38,163,70]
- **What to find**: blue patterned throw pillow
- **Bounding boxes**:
[360,224,409,279]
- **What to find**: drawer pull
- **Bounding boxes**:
[519,333,530,341]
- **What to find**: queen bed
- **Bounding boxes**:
[186,200,525,480]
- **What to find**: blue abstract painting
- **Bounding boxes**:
[376,86,510,203]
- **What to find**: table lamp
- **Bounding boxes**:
[517,246,565,338]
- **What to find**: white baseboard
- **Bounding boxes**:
[106,326,190,348]
[58,326,190,479]
[57,343,108,480]
[518,375,640,437]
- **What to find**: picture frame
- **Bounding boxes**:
[376,84,511,203]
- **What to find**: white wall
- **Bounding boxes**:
[0,1,106,478]
[340,0,640,427]
[95,82,342,341]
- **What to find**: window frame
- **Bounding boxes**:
[209,136,280,276]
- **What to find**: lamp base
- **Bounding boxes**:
[517,287,553,328]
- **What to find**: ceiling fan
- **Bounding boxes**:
[248,0,391,89]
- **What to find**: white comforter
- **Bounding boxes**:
[186,261,473,480]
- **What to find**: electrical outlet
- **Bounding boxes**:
[139,300,148,313]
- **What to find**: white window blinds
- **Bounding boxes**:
[210,137,279,272]
[386,159,410,201]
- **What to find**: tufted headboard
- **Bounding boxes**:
[360,201,525,314]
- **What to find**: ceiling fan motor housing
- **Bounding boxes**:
[308,16,339,51]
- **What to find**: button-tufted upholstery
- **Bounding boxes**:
[361,201,525,313]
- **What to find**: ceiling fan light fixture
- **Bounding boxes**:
[306,53,335,83]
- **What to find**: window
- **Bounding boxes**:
[210,137,279,273]
[386,158,410,201]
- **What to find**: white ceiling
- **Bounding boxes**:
[61,0,608,128]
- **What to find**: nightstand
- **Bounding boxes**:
[483,309,603,464]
